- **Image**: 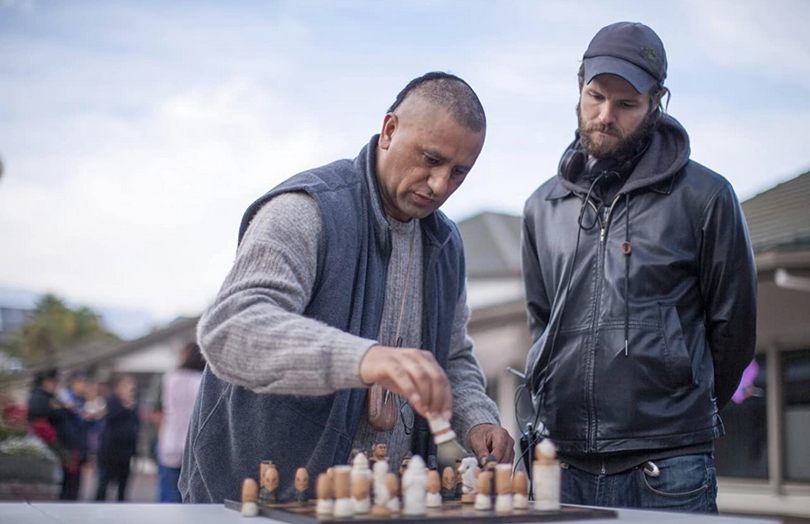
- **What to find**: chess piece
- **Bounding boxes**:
[370,443,388,468]
[349,448,364,463]
[333,465,354,518]
[352,469,371,514]
[512,471,529,510]
[371,459,391,517]
[474,471,492,510]
[240,478,259,517]
[426,469,442,508]
[533,439,561,511]
[294,467,309,504]
[454,459,463,498]
[494,464,513,514]
[385,472,400,513]
[258,461,279,505]
[402,455,428,515]
[459,457,478,504]
[426,413,456,444]
[399,451,413,478]
[485,456,497,504]
[441,466,456,500]
[315,473,334,516]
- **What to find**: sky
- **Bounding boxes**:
[1,0,809,325]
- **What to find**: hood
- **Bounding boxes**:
[558,113,691,196]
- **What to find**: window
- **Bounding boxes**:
[715,354,768,479]
[783,349,810,483]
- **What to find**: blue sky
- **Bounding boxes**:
[1,0,809,322]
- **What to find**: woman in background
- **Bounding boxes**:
[155,342,205,502]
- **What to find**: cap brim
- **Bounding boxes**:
[583,56,656,94]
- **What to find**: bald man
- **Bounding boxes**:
[180,72,514,503]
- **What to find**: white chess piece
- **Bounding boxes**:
[402,455,428,515]
[533,439,561,511]
[351,453,372,514]
[494,464,513,513]
[333,466,354,518]
[458,457,478,503]
[372,460,390,508]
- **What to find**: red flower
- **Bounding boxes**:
[3,404,28,432]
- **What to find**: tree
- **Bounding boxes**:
[17,295,117,365]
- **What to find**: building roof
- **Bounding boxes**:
[457,211,522,278]
[742,171,810,254]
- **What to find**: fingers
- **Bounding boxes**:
[469,424,516,465]
[360,345,452,420]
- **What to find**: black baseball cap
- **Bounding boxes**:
[583,22,667,94]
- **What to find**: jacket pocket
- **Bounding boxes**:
[659,304,694,388]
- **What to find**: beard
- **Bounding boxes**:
[576,103,658,165]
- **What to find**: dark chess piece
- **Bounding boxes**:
[441,466,456,500]
[259,462,279,504]
[294,467,309,504]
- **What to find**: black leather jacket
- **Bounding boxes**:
[521,115,757,455]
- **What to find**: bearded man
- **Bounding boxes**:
[520,22,757,513]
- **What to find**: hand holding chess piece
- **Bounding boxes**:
[494,464,513,513]
[315,473,334,516]
[533,439,561,511]
[240,478,259,517]
[512,471,529,510]
[294,468,309,505]
[426,469,442,508]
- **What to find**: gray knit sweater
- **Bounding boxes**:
[198,191,499,470]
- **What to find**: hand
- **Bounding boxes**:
[359,345,452,420]
[468,423,515,466]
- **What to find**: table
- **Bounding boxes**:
[0,503,780,524]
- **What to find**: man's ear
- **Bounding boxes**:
[378,112,397,150]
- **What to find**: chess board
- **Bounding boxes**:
[224,499,617,523]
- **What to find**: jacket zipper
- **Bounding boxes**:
[585,195,622,452]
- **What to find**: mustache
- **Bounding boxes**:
[582,121,622,138]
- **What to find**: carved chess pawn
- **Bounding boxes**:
[474,471,492,511]
[352,471,371,514]
[399,451,413,478]
[402,455,427,516]
[259,462,279,505]
[385,472,400,513]
[370,443,388,468]
[333,465,354,518]
[459,457,478,504]
[294,468,309,504]
[426,469,442,508]
[495,464,513,514]
[512,471,529,510]
[454,459,463,499]
[240,478,259,517]
[316,473,334,516]
[533,439,561,511]
[441,466,456,500]
[371,459,391,517]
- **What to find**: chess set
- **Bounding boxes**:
[225,439,617,523]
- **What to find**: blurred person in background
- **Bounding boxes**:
[95,375,140,502]
[153,342,205,502]
[57,371,91,499]
[83,378,108,464]
[27,368,85,500]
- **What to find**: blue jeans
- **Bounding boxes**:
[561,453,718,514]
[158,465,182,503]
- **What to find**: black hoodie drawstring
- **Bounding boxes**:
[621,193,632,356]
